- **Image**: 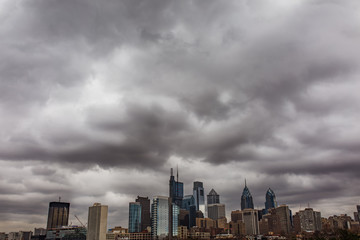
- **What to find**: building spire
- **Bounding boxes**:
[177,165,179,182]
[245,178,247,187]
[171,168,173,177]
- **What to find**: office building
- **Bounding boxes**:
[46,227,86,240]
[207,189,220,205]
[242,209,260,235]
[207,204,225,221]
[151,196,170,239]
[46,201,70,230]
[172,203,180,237]
[294,208,321,233]
[136,196,151,231]
[181,195,195,211]
[193,181,205,215]
[264,188,277,213]
[169,168,184,207]
[240,181,254,210]
[128,202,142,233]
[87,203,108,240]
[268,205,291,235]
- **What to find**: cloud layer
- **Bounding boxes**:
[1,0,360,232]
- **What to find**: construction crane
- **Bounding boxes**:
[74,215,86,228]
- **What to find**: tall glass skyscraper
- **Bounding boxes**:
[241,181,254,210]
[207,189,220,204]
[169,168,184,207]
[128,202,141,233]
[151,196,169,239]
[193,181,205,215]
[265,188,277,213]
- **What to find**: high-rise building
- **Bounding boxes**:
[46,201,70,230]
[181,195,195,211]
[135,196,151,231]
[242,209,259,235]
[172,203,180,237]
[240,181,254,210]
[270,205,291,235]
[265,188,277,213]
[128,202,141,233]
[151,196,170,239]
[193,181,205,215]
[207,204,225,221]
[169,168,184,207]
[207,189,220,205]
[294,208,321,233]
[87,203,108,240]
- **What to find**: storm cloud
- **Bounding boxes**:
[1,0,360,232]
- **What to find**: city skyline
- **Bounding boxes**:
[1,0,360,233]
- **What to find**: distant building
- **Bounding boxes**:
[46,201,70,230]
[46,227,86,240]
[181,195,195,211]
[264,188,277,213]
[34,229,46,236]
[357,205,360,222]
[242,209,259,235]
[195,218,216,230]
[169,168,184,207]
[136,196,151,231]
[207,204,225,221]
[87,203,108,240]
[207,189,220,205]
[128,202,141,233]
[193,182,205,215]
[293,208,321,233]
[177,226,188,239]
[268,205,292,235]
[172,204,180,237]
[151,196,170,239]
[231,210,243,223]
[240,181,254,210]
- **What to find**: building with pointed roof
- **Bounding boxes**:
[207,189,220,204]
[265,188,277,213]
[241,181,254,210]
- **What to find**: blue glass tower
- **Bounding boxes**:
[265,188,277,213]
[128,202,141,233]
[241,180,254,210]
[181,195,195,211]
[169,168,184,207]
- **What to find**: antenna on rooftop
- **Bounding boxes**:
[177,164,179,182]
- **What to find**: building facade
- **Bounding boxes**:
[193,181,205,215]
[46,202,70,230]
[207,189,220,205]
[128,202,142,233]
[151,196,170,239]
[242,209,260,235]
[181,195,195,211]
[207,204,225,221]
[169,168,184,207]
[87,203,108,240]
[240,182,254,210]
[265,188,277,213]
[136,196,151,231]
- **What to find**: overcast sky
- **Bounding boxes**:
[1,0,360,233]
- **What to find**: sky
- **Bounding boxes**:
[1,0,360,233]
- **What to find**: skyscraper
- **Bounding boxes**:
[241,181,254,210]
[128,202,141,233]
[265,188,277,213]
[207,204,226,220]
[242,209,260,235]
[207,189,220,205]
[136,196,151,231]
[46,201,70,230]
[87,203,108,240]
[169,168,184,207]
[151,196,170,239]
[294,208,321,233]
[193,181,205,215]
[181,195,195,211]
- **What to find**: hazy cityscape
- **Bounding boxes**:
[1,168,359,239]
[1,0,360,239]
